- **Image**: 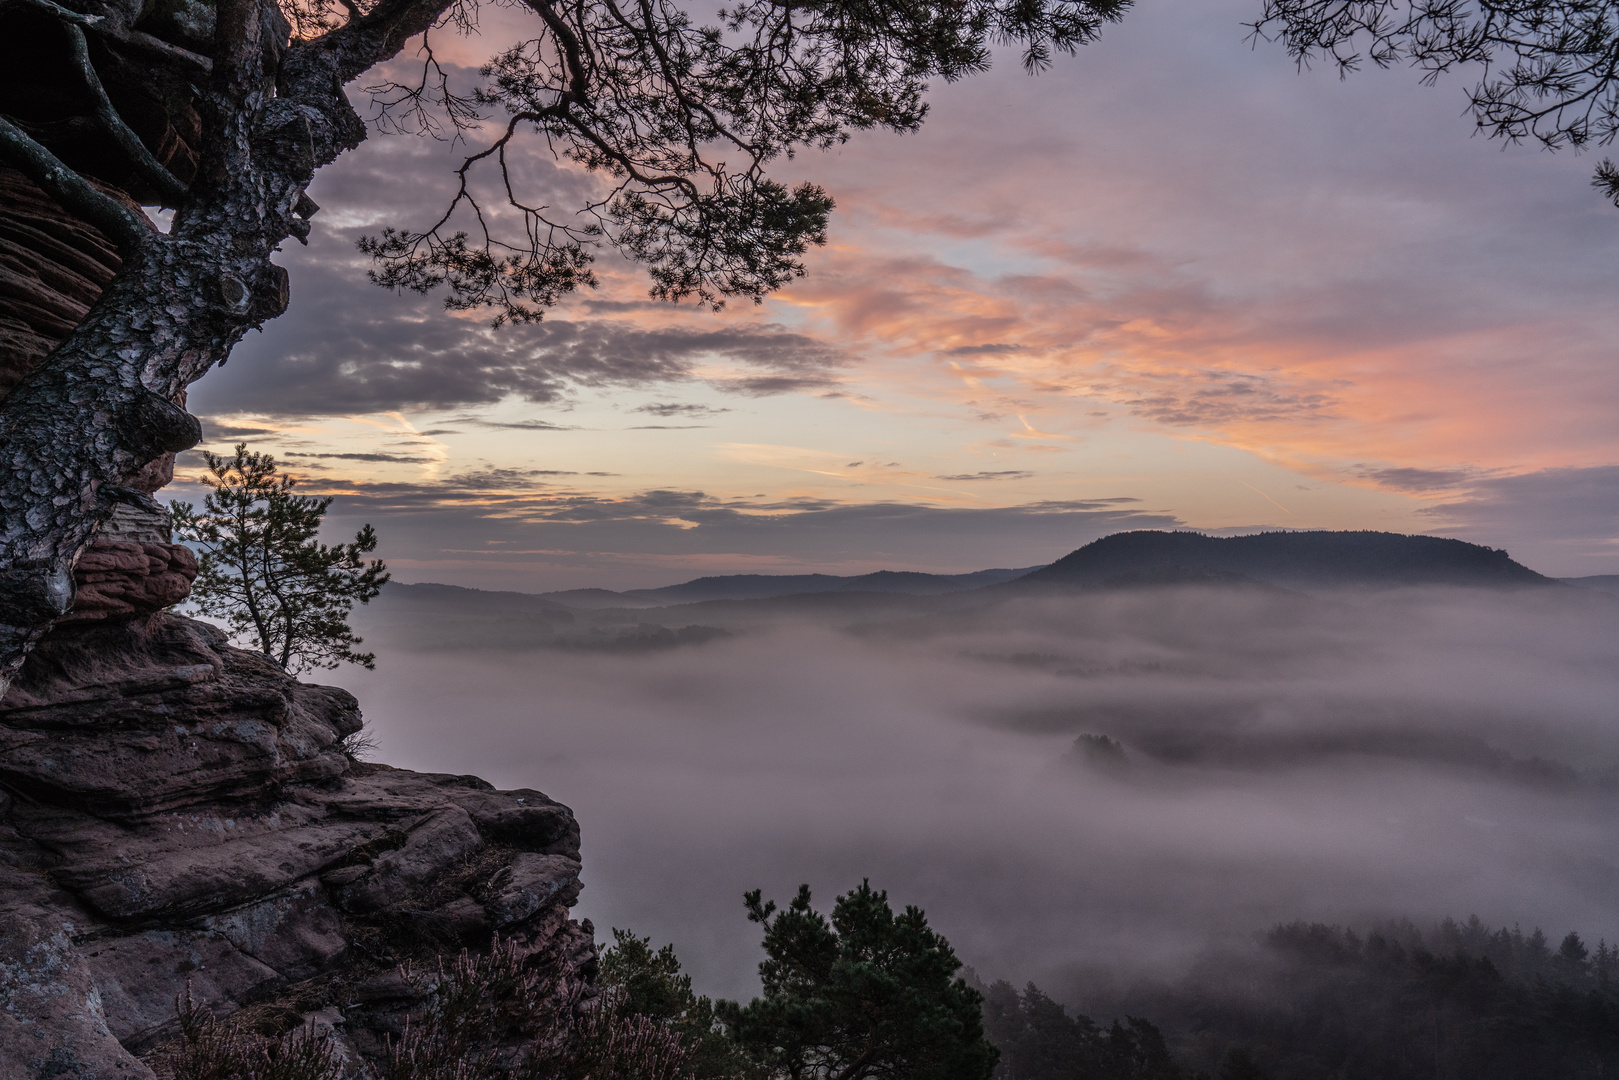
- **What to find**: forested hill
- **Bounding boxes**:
[539,566,1037,608]
[1009,530,1553,591]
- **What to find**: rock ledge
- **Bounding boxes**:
[0,612,594,1078]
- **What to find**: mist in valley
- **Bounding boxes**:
[335,578,1619,1017]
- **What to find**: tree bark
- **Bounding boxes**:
[0,0,455,696]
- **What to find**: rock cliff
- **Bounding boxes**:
[0,580,594,1076]
[0,25,595,1075]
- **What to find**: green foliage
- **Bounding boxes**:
[718,881,998,1080]
[1133,916,1619,1079]
[359,0,1130,322]
[1594,158,1619,209]
[170,444,389,673]
[601,929,752,1079]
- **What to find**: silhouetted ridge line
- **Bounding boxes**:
[1009,530,1551,591]
[1564,574,1619,596]
[537,566,1039,607]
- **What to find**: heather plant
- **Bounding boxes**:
[154,938,697,1080]
[380,937,561,1079]
[544,1001,696,1080]
[381,937,697,1080]
[158,988,342,1080]
[156,886,993,1080]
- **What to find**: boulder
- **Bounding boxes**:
[0,906,156,1080]
[487,853,585,928]
[59,540,198,624]
[335,806,483,914]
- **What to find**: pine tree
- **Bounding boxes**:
[171,444,389,672]
[720,881,998,1080]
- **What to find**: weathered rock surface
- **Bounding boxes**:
[0,610,594,1078]
[57,448,196,626]
[55,536,198,625]
[0,166,125,399]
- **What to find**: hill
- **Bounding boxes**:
[538,566,1037,608]
[374,581,578,617]
[365,532,1564,645]
[1564,574,1619,596]
[1008,530,1553,591]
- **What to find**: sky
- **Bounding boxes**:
[180,0,1619,590]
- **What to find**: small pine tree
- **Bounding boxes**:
[720,881,998,1080]
[170,444,390,673]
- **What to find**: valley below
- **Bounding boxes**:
[338,535,1619,1020]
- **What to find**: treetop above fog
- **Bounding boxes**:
[720,881,998,1080]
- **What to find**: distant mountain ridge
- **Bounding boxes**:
[1009,530,1553,591]
[1564,575,1619,596]
[376,531,1570,628]
[537,566,1038,608]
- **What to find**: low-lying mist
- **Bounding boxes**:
[338,581,1619,1012]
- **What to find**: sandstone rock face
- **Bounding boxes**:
[0,612,594,1078]
[54,467,198,628]
[0,166,157,401]
[0,166,123,398]
[57,537,198,625]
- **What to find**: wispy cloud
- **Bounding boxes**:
[284,451,437,464]
[632,402,732,418]
[1420,464,1619,574]
[935,471,1037,481]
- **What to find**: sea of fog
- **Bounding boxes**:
[335,583,1619,1011]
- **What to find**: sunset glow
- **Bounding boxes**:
[180,0,1619,588]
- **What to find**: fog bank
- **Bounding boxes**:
[337,583,1619,1006]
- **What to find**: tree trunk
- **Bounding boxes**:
[0,210,285,691]
[0,0,446,696]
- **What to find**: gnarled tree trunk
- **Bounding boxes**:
[0,0,449,697]
[0,165,201,627]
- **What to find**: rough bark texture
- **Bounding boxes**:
[0,161,211,630]
[0,8,608,1077]
[0,0,456,694]
[0,175,601,1071]
[0,606,595,1077]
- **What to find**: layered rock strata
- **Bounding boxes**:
[0,609,594,1078]
[0,166,121,397]
[0,165,156,400]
